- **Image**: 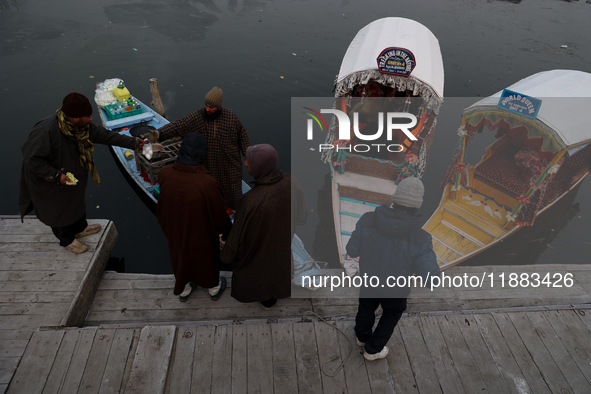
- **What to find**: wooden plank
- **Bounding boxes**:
[386,325,419,394]
[165,326,196,394]
[0,278,85,293]
[507,312,572,393]
[313,321,348,394]
[525,311,591,392]
[398,317,442,394]
[472,314,532,394]
[211,325,232,394]
[453,314,511,393]
[0,260,88,271]
[0,339,28,358]
[0,293,76,304]
[231,325,247,394]
[191,325,215,393]
[246,324,273,394]
[292,323,323,394]
[435,315,486,393]
[543,310,591,384]
[0,358,19,386]
[7,330,64,393]
[333,321,372,394]
[60,328,98,394]
[0,270,86,282]
[491,313,551,394]
[42,330,82,394]
[417,315,464,393]
[365,354,396,393]
[270,323,298,394]
[124,326,176,394]
[99,328,137,394]
[0,302,72,316]
[61,221,118,327]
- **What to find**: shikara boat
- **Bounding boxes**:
[95,82,321,282]
[423,69,591,270]
[322,17,444,275]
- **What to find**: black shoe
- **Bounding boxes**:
[210,277,227,301]
[259,298,277,310]
[179,282,197,302]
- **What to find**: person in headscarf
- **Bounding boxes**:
[346,177,440,361]
[157,132,232,302]
[19,92,143,254]
[220,144,306,309]
[157,86,250,211]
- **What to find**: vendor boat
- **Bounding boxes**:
[322,17,444,275]
[95,82,322,283]
[423,69,591,270]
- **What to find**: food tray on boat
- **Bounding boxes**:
[135,138,182,184]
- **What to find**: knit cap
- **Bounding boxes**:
[62,92,93,118]
[391,177,424,209]
[205,87,223,108]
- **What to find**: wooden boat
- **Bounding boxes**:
[423,69,591,270]
[95,84,322,282]
[322,17,444,275]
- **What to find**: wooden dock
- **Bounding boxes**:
[1,217,591,393]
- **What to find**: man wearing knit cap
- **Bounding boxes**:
[19,92,144,254]
[346,177,440,360]
[158,86,250,210]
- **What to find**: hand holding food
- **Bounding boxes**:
[65,172,78,185]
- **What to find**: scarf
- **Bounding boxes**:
[56,108,100,185]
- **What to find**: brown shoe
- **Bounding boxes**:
[66,239,88,254]
[75,224,101,238]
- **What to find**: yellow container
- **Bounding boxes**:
[113,81,130,102]
[124,150,134,160]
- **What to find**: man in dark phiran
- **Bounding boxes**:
[220,144,305,309]
[157,133,231,302]
[19,92,143,254]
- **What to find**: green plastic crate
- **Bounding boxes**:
[104,101,143,120]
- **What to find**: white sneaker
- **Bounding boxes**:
[356,338,365,346]
[363,346,389,361]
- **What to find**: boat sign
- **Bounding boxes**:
[497,89,542,119]
[376,47,416,77]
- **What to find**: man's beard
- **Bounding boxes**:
[204,109,222,120]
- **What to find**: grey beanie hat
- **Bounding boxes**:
[391,177,424,208]
[205,86,223,108]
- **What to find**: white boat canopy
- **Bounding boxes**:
[335,17,444,100]
[464,70,591,150]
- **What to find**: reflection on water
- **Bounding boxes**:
[0,0,22,10]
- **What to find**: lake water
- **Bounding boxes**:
[1,0,590,273]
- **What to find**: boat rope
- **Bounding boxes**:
[301,311,356,377]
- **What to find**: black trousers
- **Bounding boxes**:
[51,215,88,247]
[355,297,407,354]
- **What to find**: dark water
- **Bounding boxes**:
[1,0,591,273]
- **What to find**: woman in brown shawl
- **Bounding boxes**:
[221,144,304,308]
[157,133,231,302]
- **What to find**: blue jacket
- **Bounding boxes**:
[346,204,440,297]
